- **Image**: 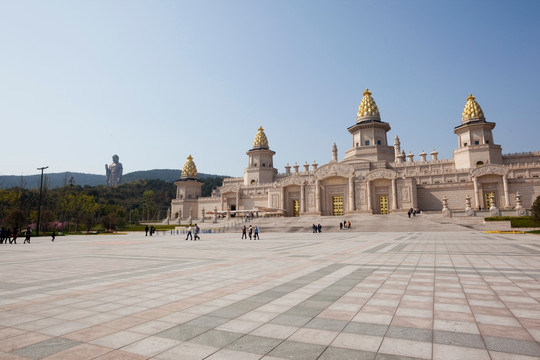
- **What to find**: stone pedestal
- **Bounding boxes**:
[489,193,499,216]
[442,196,452,218]
[465,195,475,217]
[515,191,526,216]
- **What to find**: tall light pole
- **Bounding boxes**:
[36,166,48,236]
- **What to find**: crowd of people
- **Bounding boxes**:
[339,221,351,230]
[241,225,260,239]
[407,208,420,218]
[312,224,322,233]
[1,227,37,244]
[185,224,201,240]
[144,225,156,236]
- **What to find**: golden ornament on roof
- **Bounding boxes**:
[357,88,381,121]
[253,126,269,148]
[461,94,485,123]
[181,154,198,178]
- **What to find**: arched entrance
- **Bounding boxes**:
[364,169,398,214]
[314,163,356,216]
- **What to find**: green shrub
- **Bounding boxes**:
[532,195,540,222]
[485,216,540,228]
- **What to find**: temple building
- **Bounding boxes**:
[170,90,540,219]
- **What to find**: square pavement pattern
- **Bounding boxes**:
[1,229,540,359]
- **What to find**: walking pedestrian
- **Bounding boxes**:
[241,225,247,239]
[51,230,55,242]
[317,224,322,233]
[248,225,253,240]
[145,225,149,236]
[194,224,200,240]
[185,225,193,240]
[254,226,259,240]
[24,228,31,244]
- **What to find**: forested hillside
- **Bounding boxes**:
[0,176,226,233]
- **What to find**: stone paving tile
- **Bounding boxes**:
[90,330,147,349]
[11,337,79,359]
[0,332,52,353]
[331,332,383,353]
[3,230,540,359]
[378,337,432,359]
[483,335,540,357]
[93,349,148,359]
[120,336,180,357]
[40,343,112,360]
[433,343,490,360]
[318,346,376,360]
[227,334,282,355]
[267,340,326,360]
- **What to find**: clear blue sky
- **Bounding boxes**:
[1,1,539,178]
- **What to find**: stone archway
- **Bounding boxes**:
[314,163,356,215]
[470,164,509,209]
[364,169,398,214]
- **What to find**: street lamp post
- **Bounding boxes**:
[36,166,48,236]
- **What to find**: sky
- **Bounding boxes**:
[1,0,539,179]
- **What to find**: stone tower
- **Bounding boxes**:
[344,89,395,162]
[453,94,502,169]
[172,155,203,220]
[243,126,277,185]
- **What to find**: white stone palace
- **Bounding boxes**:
[170,90,540,220]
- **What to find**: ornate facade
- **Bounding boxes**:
[170,90,540,219]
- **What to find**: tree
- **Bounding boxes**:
[532,195,540,222]
[142,190,156,221]
[5,209,26,231]
[101,213,118,232]
[67,194,99,232]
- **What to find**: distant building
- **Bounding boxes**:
[170,90,540,219]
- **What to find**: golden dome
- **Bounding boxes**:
[461,94,485,123]
[357,89,381,121]
[181,155,198,178]
[253,126,269,148]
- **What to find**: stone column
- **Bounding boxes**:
[315,179,321,213]
[348,176,355,211]
[300,184,305,213]
[281,187,286,213]
[391,178,397,210]
[473,177,480,209]
[213,207,218,223]
[236,189,239,211]
[366,180,372,212]
[201,207,205,223]
[503,175,510,209]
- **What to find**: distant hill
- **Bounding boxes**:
[0,170,229,189]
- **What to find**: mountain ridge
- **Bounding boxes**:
[0,169,229,189]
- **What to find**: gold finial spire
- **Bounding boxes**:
[461,93,485,124]
[181,154,198,178]
[357,88,381,122]
[253,126,269,148]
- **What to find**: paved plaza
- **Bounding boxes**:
[1,225,540,359]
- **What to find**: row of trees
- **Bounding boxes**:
[0,176,224,233]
